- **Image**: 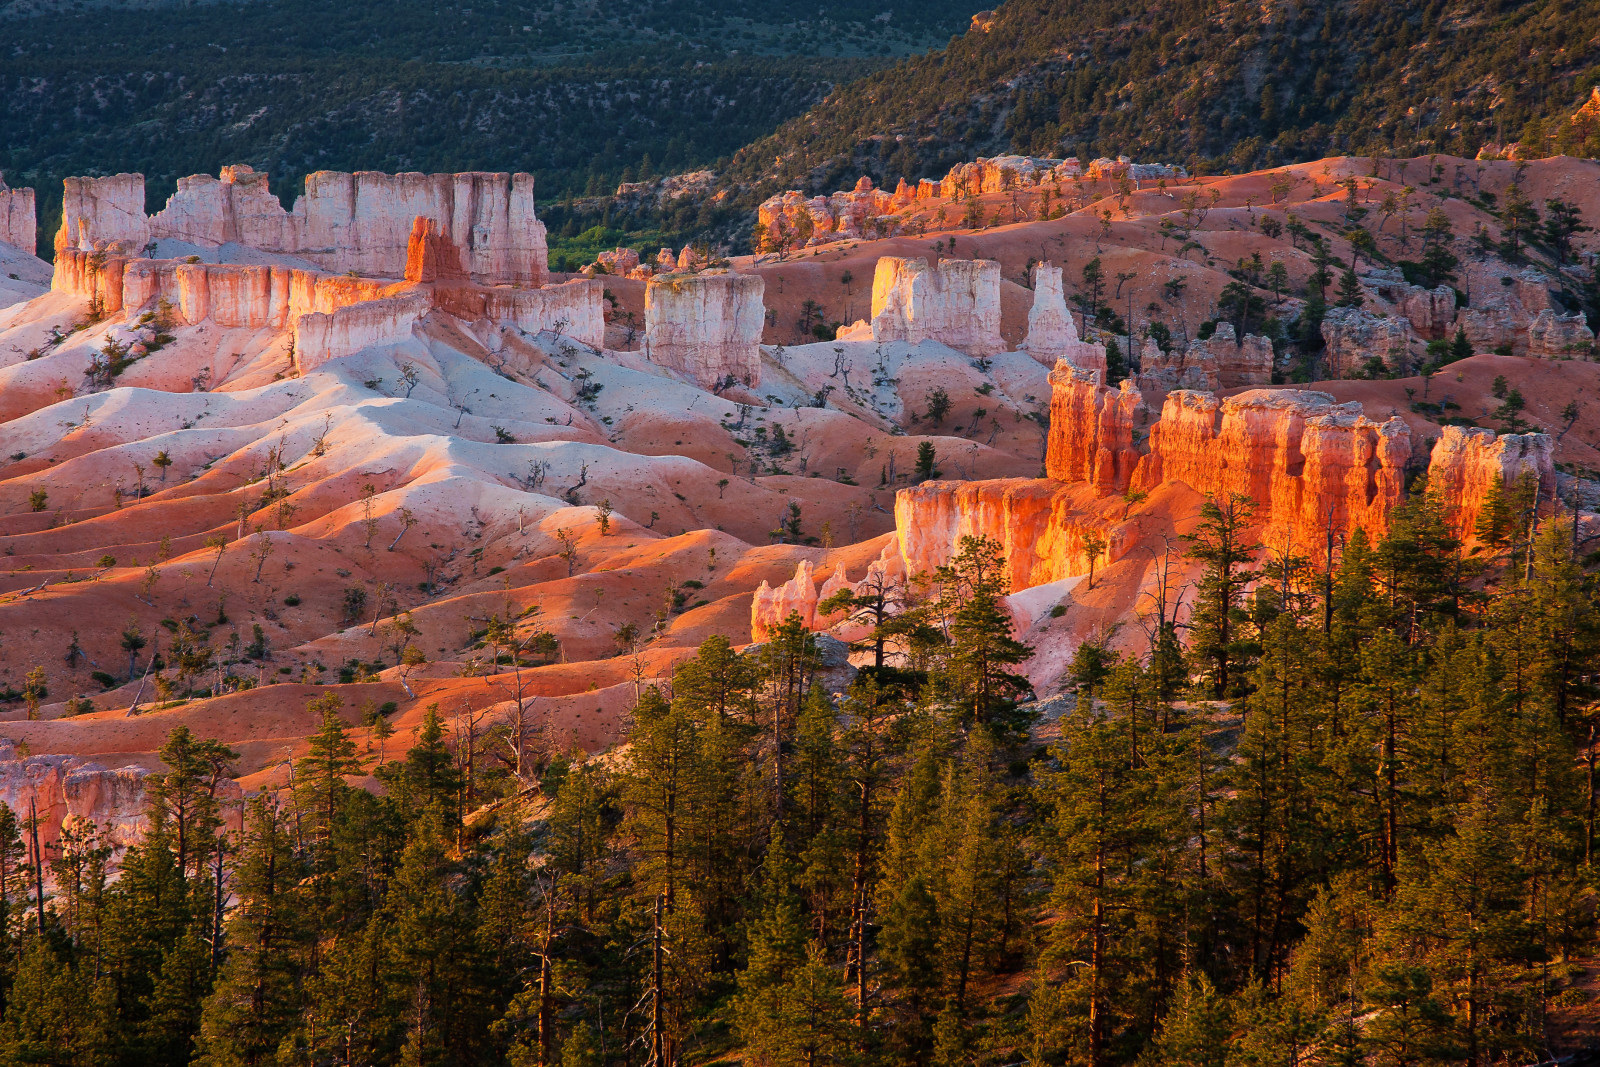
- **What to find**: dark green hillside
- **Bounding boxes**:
[0,0,981,248]
[727,0,1600,195]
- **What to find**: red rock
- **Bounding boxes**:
[404,216,466,283]
[1044,364,1141,494]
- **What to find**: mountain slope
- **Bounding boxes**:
[726,0,1600,195]
[0,0,983,246]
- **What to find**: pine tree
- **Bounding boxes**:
[194,797,308,1067]
[932,536,1033,732]
[293,693,366,864]
[1185,495,1259,698]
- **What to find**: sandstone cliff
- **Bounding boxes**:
[1319,307,1413,377]
[58,167,548,285]
[1044,365,1141,494]
[0,175,36,255]
[870,257,1004,356]
[1424,425,1557,541]
[1134,388,1411,548]
[642,271,765,388]
[1141,322,1274,392]
[58,173,150,255]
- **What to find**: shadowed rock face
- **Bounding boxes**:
[57,167,548,287]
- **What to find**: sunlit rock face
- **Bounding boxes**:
[1425,425,1556,542]
[643,271,765,389]
[58,167,548,286]
[870,257,1004,357]
[1044,365,1140,494]
[1134,388,1411,546]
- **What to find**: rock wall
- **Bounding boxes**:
[404,215,467,283]
[757,177,899,249]
[1424,426,1556,541]
[0,175,35,255]
[1134,389,1411,547]
[1044,365,1142,494]
[1020,265,1108,375]
[54,249,399,327]
[0,740,149,854]
[58,167,548,285]
[54,247,604,357]
[293,292,432,373]
[895,478,1135,591]
[1527,309,1595,358]
[1137,323,1273,393]
[643,271,765,388]
[58,174,150,255]
[870,257,1004,356]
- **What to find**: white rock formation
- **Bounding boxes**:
[643,270,765,388]
[870,256,1004,356]
[1019,264,1107,377]
[0,175,35,255]
[58,173,150,255]
[59,167,548,285]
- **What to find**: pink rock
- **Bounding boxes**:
[643,271,765,389]
[0,174,36,256]
[870,256,1004,356]
[1425,426,1556,542]
[1020,265,1106,374]
[58,166,548,286]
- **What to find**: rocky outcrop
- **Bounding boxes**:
[1398,284,1458,340]
[1044,365,1142,494]
[1527,309,1595,358]
[592,248,640,275]
[54,247,604,358]
[58,174,150,255]
[643,271,765,388]
[895,479,1135,591]
[1137,324,1274,393]
[613,170,716,212]
[0,739,242,866]
[54,250,398,327]
[1134,389,1411,545]
[293,292,432,373]
[1425,426,1556,541]
[1020,265,1107,375]
[871,257,1004,356]
[0,175,35,255]
[750,554,903,641]
[1320,306,1412,377]
[757,177,899,249]
[58,167,548,285]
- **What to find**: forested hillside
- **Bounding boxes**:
[727,0,1600,195]
[3,497,1600,1065]
[0,0,979,248]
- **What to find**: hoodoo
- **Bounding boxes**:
[642,270,765,388]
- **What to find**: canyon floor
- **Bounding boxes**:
[1,153,1596,817]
